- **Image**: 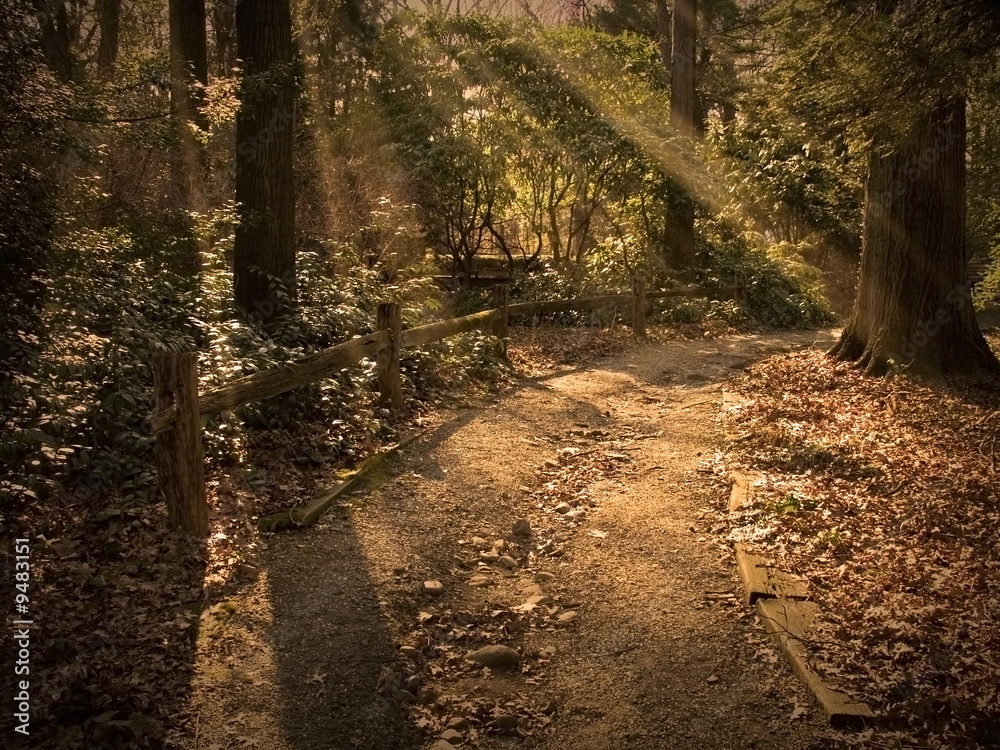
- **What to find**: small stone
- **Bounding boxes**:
[466,645,521,669]
[522,584,544,596]
[497,555,518,569]
[238,564,260,580]
[447,717,469,731]
[439,729,463,744]
[430,741,456,750]
[492,713,519,729]
[535,572,556,583]
[468,575,492,587]
[471,536,489,549]
[539,645,557,659]
[398,690,416,702]
[707,674,720,684]
[541,700,557,714]
[565,509,585,521]
[554,502,572,514]
[557,610,578,624]
[418,686,439,703]
[543,459,558,469]
[479,552,500,564]
[423,580,445,596]
[405,675,421,692]
[512,518,532,536]
[525,594,549,606]
[492,539,507,553]
[399,645,419,658]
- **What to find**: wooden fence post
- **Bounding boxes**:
[734,273,748,306]
[152,352,208,536]
[632,277,646,338]
[377,302,404,412]
[492,283,509,341]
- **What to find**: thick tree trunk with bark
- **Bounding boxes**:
[212,0,237,76]
[234,0,296,325]
[98,0,119,74]
[169,0,208,274]
[670,0,697,140]
[34,0,72,80]
[655,0,671,73]
[665,0,697,269]
[830,98,999,376]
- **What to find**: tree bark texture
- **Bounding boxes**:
[830,98,999,375]
[666,0,697,268]
[670,0,697,139]
[34,0,72,80]
[212,0,237,76]
[169,0,209,274]
[234,0,296,325]
[98,0,119,73]
[655,0,671,74]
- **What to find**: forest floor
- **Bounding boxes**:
[182,325,852,750]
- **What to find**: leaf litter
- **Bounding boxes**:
[717,345,1000,749]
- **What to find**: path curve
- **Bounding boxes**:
[186,329,842,750]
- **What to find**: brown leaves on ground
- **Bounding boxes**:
[1,502,205,749]
[719,343,1000,748]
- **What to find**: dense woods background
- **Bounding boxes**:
[2,0,1000,747]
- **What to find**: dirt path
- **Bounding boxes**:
[185,328,845,750]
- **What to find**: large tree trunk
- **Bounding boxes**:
[34,0,72,80]
[830,98,999,376]
[211,0,237,76]
[655,0,671,73]
[670,0,697,140]
[169,0,208,275]
[665,0,697,269]
[234,0,296,325]
[98,0,119,74]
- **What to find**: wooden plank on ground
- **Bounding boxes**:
[728,470,762,512]
[400,309,499,348]
[756,598,875,728]
[734,542,809,603]
[258,431,423,531]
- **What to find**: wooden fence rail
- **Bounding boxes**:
[152,275,746,534]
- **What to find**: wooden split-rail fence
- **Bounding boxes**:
[150,276,747,535]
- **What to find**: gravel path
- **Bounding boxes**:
[185,329,845,750]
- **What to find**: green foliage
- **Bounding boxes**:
[696,220,833,328]
[765,0,1000,146]
[706,104,862,254]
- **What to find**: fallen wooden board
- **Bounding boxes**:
[757,598,875,729]
[728,470,762,512]
[734,542,809,603]
[258,431,423,531]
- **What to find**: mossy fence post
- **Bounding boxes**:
[493,283,509,344]
[377,302,404,412]
[632,277,646,337]
[734,273,748,306]
[152,352,208,536]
